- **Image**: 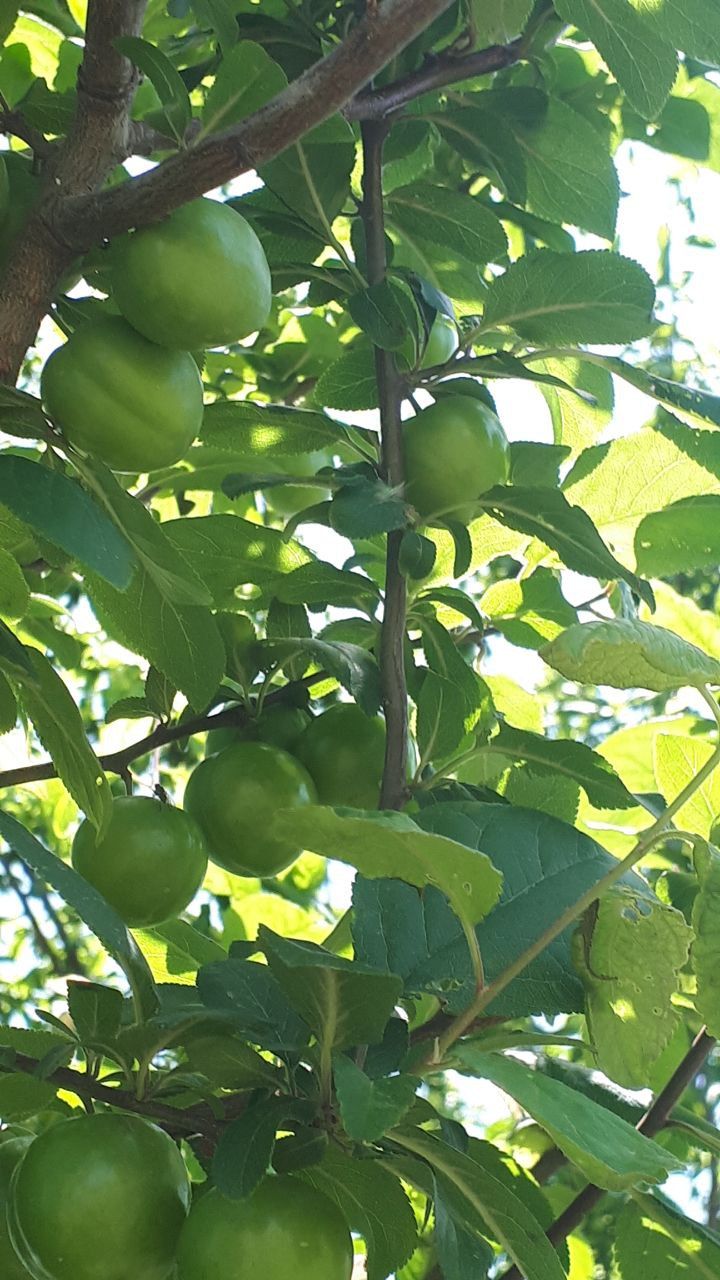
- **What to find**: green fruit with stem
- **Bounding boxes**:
[184,741,316,877]
[71,795,208,927]
[176,1177,353,1280]
[41,316,203,473]
[403,395,510,524]
[111,198,272,350]
[8,1113,190,1280]
[398,311,457,371]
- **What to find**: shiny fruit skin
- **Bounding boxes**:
[8,1113,190,1280]
[176,1177,353,1280]
[71,795,208,928]
[398,312,457,372]
[111,198,272,350]
[294,704,385,809]
[403,395,510,524]
[41,316,203,473]
[183,741,316,877]
[0,1137,33,1279]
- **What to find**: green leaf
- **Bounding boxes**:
[576,890,693,1087]
[347,279,421,353]
[412,803,649,1017]
[391,1127,568,1280]
[86,569,224,711]
[470,0,533,43]
[196,957,311,1051]
[185,1032,281,1089]
[263,637,381,714]
[0,618,36,682]
[314,346,378,411]
[0,546,28,620]
[79,461,211,606]
[0,383,48,439]
[261,116,356,235]
[201,41,286,134]
[330,478,409,539]
[212,1101,282,1200]
[615,1195,720,1280]
[67,981,123,1044]
[649,0,720,67]
[260,928,403,1051]
[386,183,508,266]
[272,806,503,928]
[0,671,16,734]
[691,839,720,1038]
[333,1056,418,1141]
[635,496,720,577]
[418,615,494,735]
[564,420,720,563]
[191,0,238,52]
[585,354,720,431]
[16,649,112,835]
[300,1150,417,1280]
[487,724,636,810]
[0,456,134,589]
[483,251,656,344]
[417,671,468,763]
[0,811,158,1020]
[466,1053,682,1189]
[116,35,191,143]
[164,514,311,596]
[272,561,379,609]
[480,567,577,650]
[554,0,677,119]
[541,619,720,691]
[479,486,653,609]
[478,90,619,238]
[654,734,720,838]
[201,400,351,455]
[531,356,614,456]
[132,919,226,986]
[0,1073,58,1120]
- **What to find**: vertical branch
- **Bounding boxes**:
[360,119,409,810]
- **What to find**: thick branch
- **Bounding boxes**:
[0,0,147,382]
[0,673,325,791]
[501,1028,716,1279]
[347,37,523,120]
[52,0,455,247]
[361,119,408,811]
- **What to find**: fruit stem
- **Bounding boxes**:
[360,118,410,812]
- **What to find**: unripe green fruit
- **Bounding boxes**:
[0,1137,33,1279]
[398,312,457,371]
[176,1178,353,1280]
[41,316,204,473]
[111,198,272,350]
[206,704,312,758]
[403,395,510,524]
[8,1113,190,1280]
[71,795,208,927]
[184,741,316,877]
[294,704,386,809]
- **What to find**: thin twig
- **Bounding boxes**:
[0,672,327,791]
[346,38,523,120]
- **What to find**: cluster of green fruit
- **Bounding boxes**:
[0,1112,352,1280]
[72,702,385,928]
[39,197,272,473]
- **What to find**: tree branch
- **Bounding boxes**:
[0,0,148,382]
[360,118,409,810]
[11,1052,228,1139]
[501,1028,716,1279]
[346,37,523,120]
[51,0,456,249]
[0,672,326,791]
[0,109,53,158]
